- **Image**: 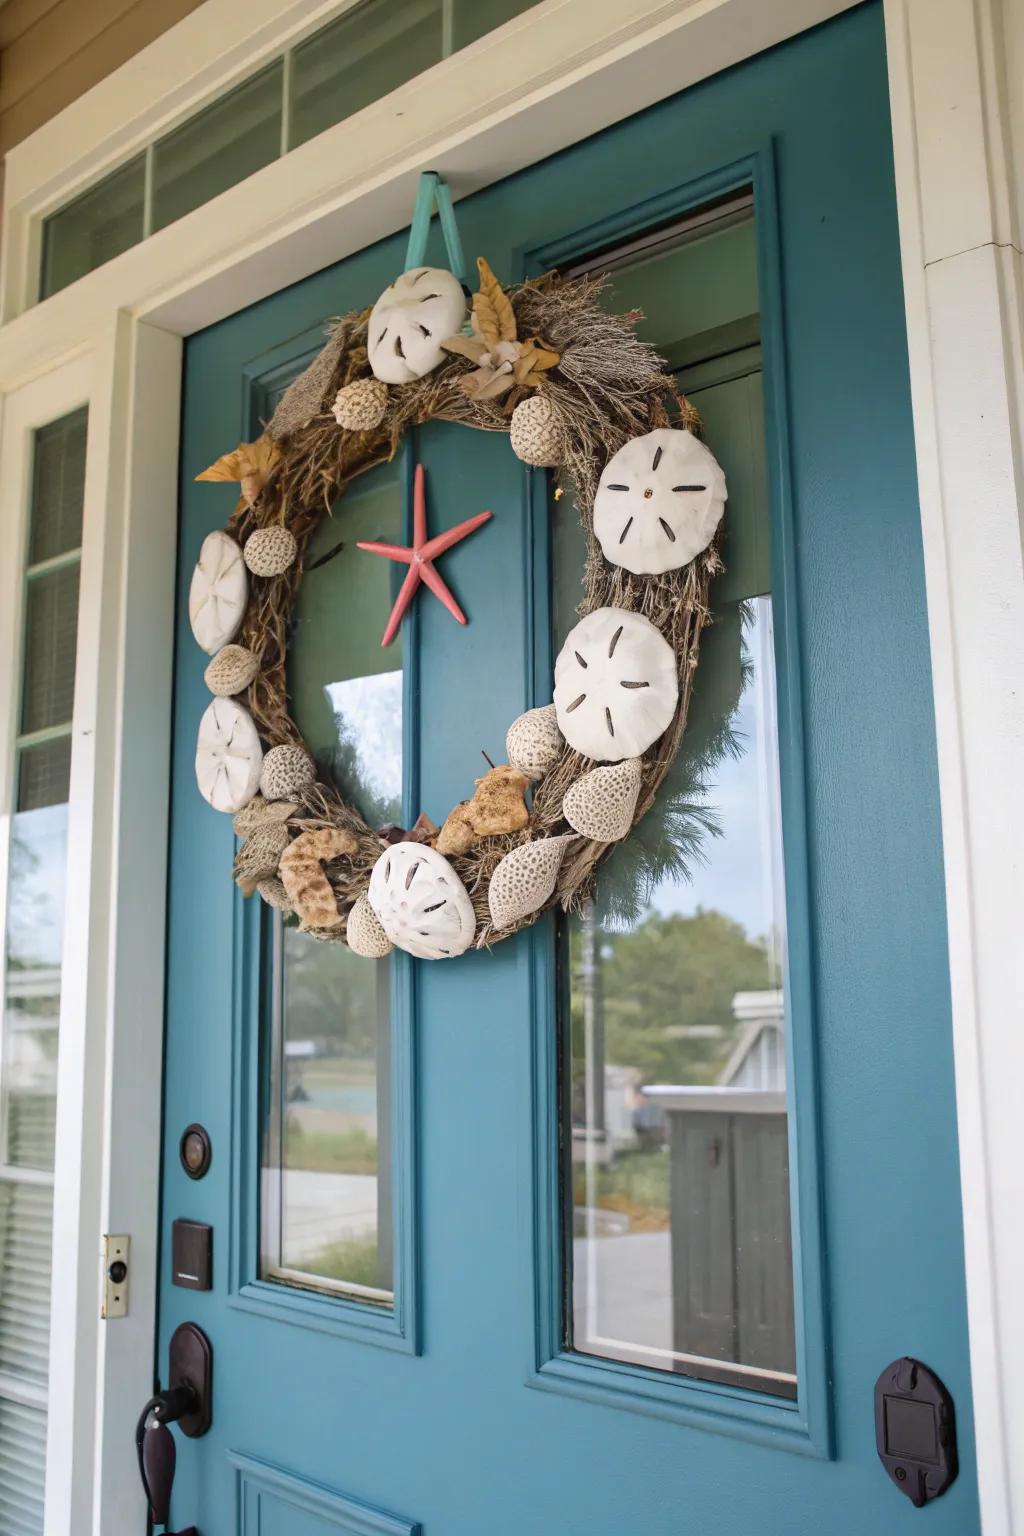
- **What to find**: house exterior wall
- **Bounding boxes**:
[0,0,1020,1530]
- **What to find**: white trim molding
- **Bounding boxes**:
[885,2,1024,1532]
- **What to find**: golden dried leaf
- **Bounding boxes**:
[197,433,281,487]
[459,368,516,401]
[473,256,517,348]
[441,334,489,363]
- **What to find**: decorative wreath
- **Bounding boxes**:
[190,249,726,961]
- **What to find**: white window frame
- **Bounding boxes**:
[0,0,1020,1532]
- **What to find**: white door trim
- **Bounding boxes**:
[0,0,1018,1530]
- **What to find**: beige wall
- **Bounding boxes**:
[0,0,205,159]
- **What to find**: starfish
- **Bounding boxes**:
[357,463,493,647]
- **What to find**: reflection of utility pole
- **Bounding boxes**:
[582,900,605,1138]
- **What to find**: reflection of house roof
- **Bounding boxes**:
[720,988,785,1090]
[5,966,62,1004]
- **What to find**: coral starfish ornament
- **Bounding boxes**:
[357,464,493,647]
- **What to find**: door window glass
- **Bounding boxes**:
[260,459,402,1304]
[557,211,797,1396]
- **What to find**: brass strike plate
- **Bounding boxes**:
[102,1234,130,1319]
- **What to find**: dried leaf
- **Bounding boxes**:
[459,368,516,401]
[473,256,517,348]
[441,334,489,363]
[197,433,281,490]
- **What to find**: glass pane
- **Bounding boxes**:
[28,409,87,566]
[152,61,283,234]
[560,212,797,1396]
[450,0,537,51]
[0,1182,54,1382]
[0,1394,47,1535]
[261,458,403,1302]
[2,805,66,1170]
[289,0,442,150]
[40,155,145,300]
[20,564,80,736]
[16,738,71,815]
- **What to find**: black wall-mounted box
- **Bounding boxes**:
[171,1219,212,1291]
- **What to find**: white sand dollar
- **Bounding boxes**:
[562,757,642,842]
[488,834,575,930]
[506,703,563,781]
[553,607,678,762]
[367,267,467,385]
[189,531,248,654]
[346,894,393,959]
[593,428,726,576]
[195,697,263,813]
[368,843,475,960]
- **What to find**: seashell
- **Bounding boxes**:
[487,833,575,930]
[553,607,678,763]
[257,876,292,911]
[510,395,562,467]
[368,843,476,960]
[279,827,359,930]
[506,703,562,781]
[244,525,297,577]
[562,757,642,842]
[195,698,262,813]
[189,531,248,655]
[593,428,727,576]
[332,377,388,431]
[346,894,393,959]
[367,267,467,385]
[261,744,316,802]
[232,794,297,838]
[233,822,290,896]
[204,643,259,698]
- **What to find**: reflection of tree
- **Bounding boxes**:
[570,907,778,1098]
[596,602,751,925]
[320,711,401,830]
[283,931,379,1056]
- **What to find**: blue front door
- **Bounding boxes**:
[159,7,979,1533]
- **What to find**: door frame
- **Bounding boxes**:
[0,1,1019,1531]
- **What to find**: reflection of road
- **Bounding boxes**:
[277,1171,377,1265]
[573,1231,671,1353]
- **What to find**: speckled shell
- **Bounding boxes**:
[562,757,642,842]
[243,525,297,577]
[346,894,393,959]
[368,843,476,960]
[194,698,263,813]
[257,877,292,911]
[204,643,259,697]
[332,377,388,431]
[260,744,316,802]
[487,833,575,930]
[189,531,248,655]
[593,428,726,576]
[506,703,563,781]
[233,822,289,894]
[509,395,562,467]
[553,607,678,763]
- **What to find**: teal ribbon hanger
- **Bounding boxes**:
[403,171,468,285]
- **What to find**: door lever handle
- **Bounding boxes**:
[135,1323,212,1532]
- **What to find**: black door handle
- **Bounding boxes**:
[136,1323,212,1532]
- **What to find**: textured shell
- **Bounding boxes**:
[332,377,388,431]
[233,822,290,894]
[509,395,562,467]
[593,428,727,576]
[195,698,263,813]
[506,703,562,781]
[367,267,467,384]
[257,876,292,911]
[553,606,678,762]
[346,894,393,959]
[204,643,259,697]
[244,525,297,577]
[562,757,642,842]
[488,833,575,930]
[368,843,475,960]
[260,744,316,802]
[188,531,248,655]
[280,827,359,929]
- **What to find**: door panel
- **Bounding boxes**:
[161,7,979,1533]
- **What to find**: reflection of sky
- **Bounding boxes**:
[650,599,785,951]
[325,673,402,807]
[5,805,68,971]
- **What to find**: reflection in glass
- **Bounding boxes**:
[40,155,146,300]
[561,213,796,1395]
[261,459,402,1303]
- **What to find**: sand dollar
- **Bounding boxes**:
[593,428,726,576]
